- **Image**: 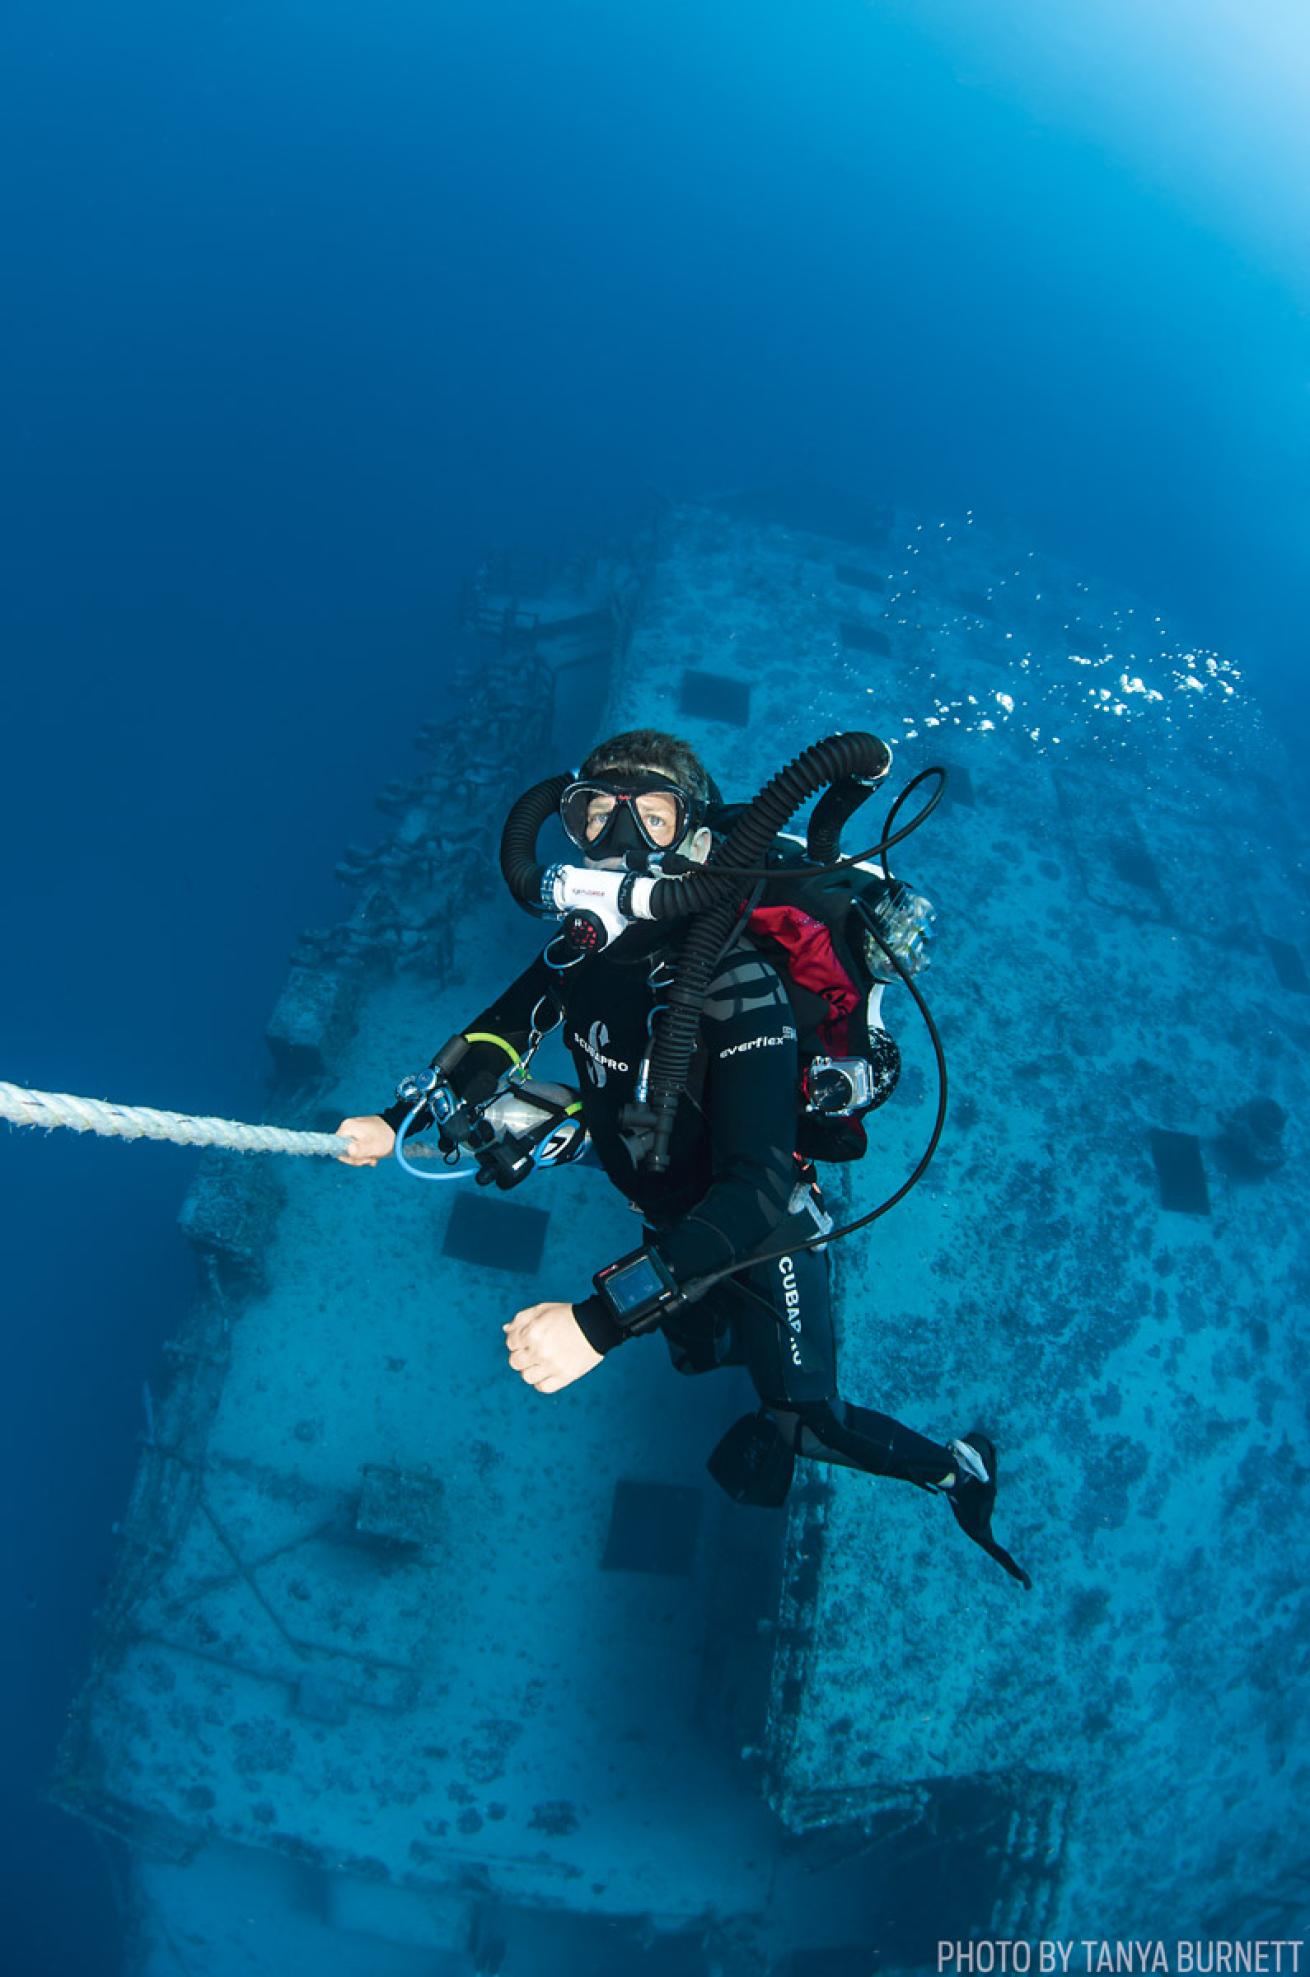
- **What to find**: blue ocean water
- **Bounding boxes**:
[1,3,1307,1972]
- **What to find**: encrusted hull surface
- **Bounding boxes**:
[57,501,1310,1972]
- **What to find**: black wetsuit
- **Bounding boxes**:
[382,923,954,1494]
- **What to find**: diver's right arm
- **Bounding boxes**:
[335,1115,395,1166]
[334,951,558,1162]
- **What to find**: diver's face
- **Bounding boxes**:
[582,767,712,870]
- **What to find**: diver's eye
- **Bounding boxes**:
[584,798,616,840]
[637,797,678,843]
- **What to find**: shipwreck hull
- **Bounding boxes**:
[56,499,1310,1971]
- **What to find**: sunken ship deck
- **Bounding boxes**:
[54,499,1310,1973]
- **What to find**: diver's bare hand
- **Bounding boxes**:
[334,1115,395,1166]
[504,1303,602,1393]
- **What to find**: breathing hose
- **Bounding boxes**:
[499,773,574,908]
[639,732,891,1170]
[806,775,880,864]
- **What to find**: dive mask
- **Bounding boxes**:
[559,772,698,859]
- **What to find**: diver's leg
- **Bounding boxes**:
[728,1236,953,1486]
[727,1219,1031,1584]
[782,1397,963,1489]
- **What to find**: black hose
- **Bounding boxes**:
[500,773,574,911]
[640,732,891,1170]
[868,767,942,885]
[690,767,945,884]
[807,776,881,864]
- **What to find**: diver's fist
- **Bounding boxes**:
[334,1115,395,1166]
[504,1303,603,1393]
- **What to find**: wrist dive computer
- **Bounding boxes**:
[592,1246,685,1335]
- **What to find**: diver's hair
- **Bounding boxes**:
[579,729,719,816]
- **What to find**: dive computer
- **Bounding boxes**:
[592,1246,685,1334]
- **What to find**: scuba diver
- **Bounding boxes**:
[336,728,1030,1589]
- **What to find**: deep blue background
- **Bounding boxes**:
[2,4,1306,1969]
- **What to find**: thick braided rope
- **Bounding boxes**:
[0,1081,351,1159]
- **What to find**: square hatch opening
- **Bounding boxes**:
[1265,934,1310,994]
[443,1195,551,1274]
[679,669,751,726]
[602,1480,703,1577]
[1150,1129,1211,1216]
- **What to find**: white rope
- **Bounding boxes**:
[0,1081,356,1159]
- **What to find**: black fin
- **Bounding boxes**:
[707,1410,796,1507]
